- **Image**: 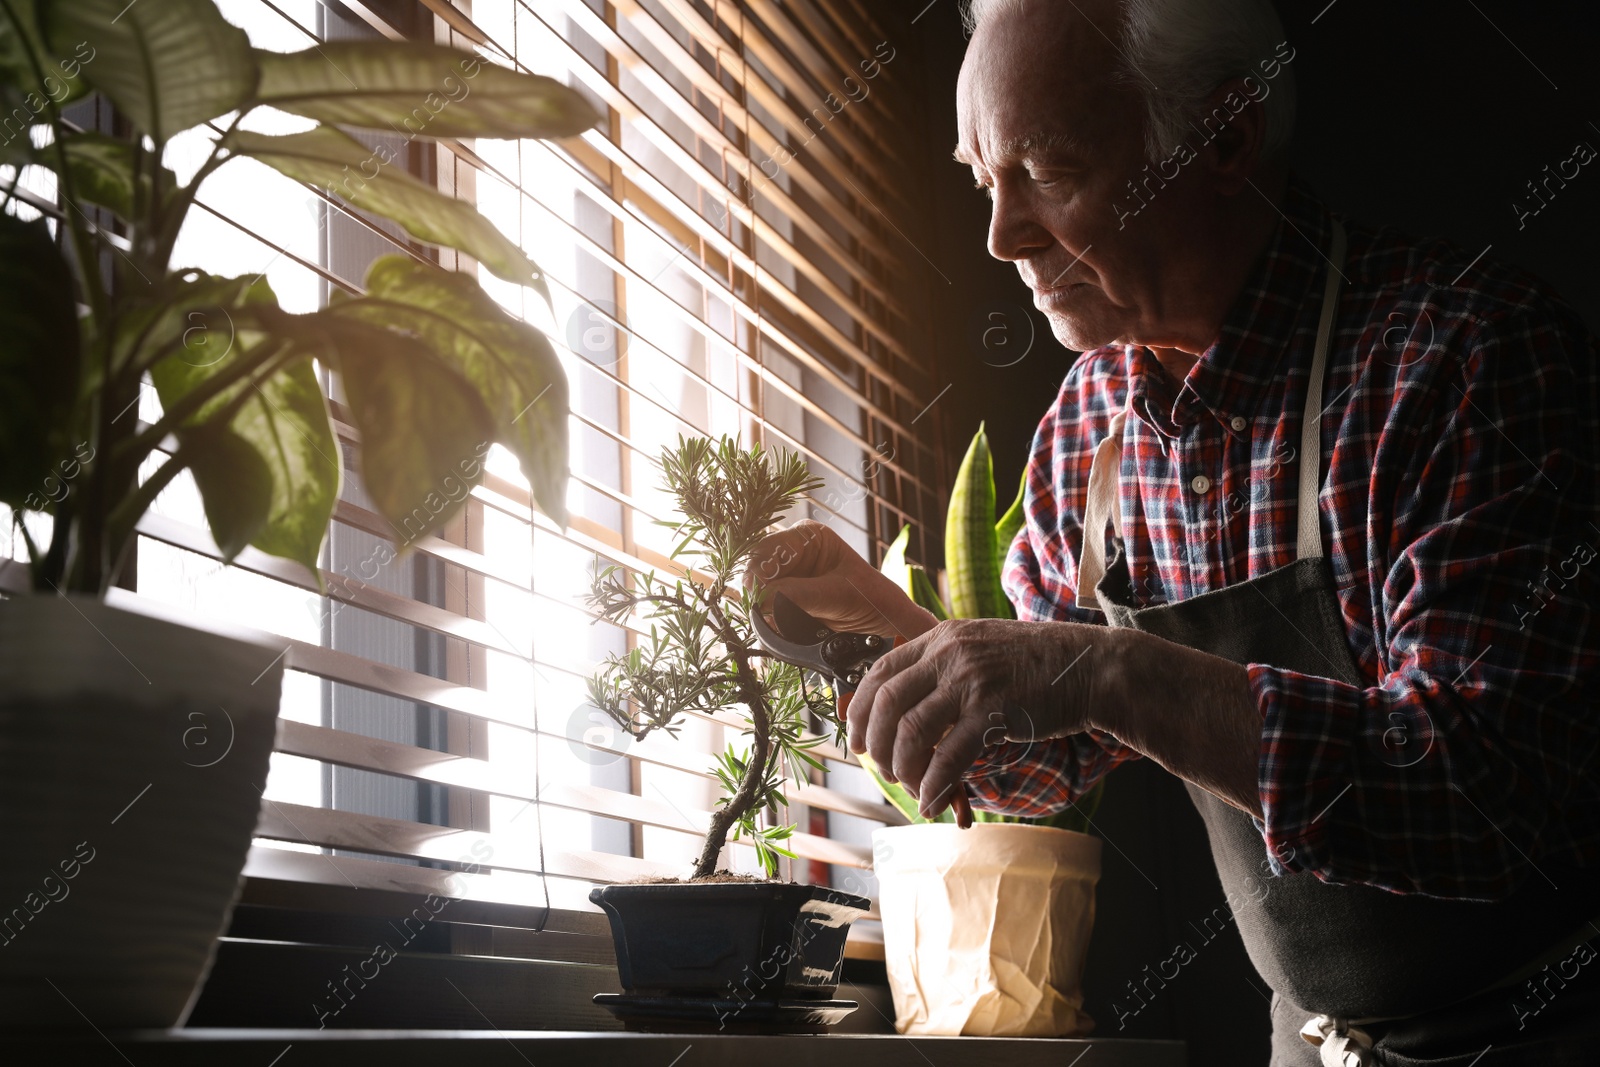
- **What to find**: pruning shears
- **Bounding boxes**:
[750,591,893,715]
[751,592,976,827]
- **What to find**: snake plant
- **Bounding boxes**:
[871,423,1105,832]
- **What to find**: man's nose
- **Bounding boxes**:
[987,183,1050,263]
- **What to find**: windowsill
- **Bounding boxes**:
[11,1029,1188,1066]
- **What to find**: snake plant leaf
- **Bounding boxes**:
[994,463,1028,567]
[149,276,340,571]
[226,126,547,294]
[327,256,569,526]
[858,750,954,825]
[253,42,601,141]
[878,523,951,621]
[0,0,92,111]
[908,564,950,622]
[320,315,496,545]
[0,213,79,509]
[879,522,913,595]
[43,0,256,145]
[946,421,1013,620]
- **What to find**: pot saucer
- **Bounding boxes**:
[594,993,858,1033]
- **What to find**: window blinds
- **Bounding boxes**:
[3,0,946,944]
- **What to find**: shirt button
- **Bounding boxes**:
[1230,416,1247,432]
[1191,475,1212,495]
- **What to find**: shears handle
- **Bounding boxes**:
[834,633,904,723]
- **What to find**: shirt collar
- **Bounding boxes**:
[1128,175,1334,441]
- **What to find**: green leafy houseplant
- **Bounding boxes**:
[0,0,597,594]
[586,435,839,880]
[873,422,1105,830]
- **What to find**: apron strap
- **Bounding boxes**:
[1075,404,1128,611]
[1296,219,1347,562]
[1076,219,1348,612]
[1300,1014,1376,1066]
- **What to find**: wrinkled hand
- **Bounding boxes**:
[742,519,936,640]
[848,618,1100,819]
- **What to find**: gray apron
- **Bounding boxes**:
[1076,221,1600,1065]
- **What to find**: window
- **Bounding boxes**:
[5,0,943,938]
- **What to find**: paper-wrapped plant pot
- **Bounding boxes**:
[873,822,1101,1036]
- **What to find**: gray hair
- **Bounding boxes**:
[961,0,1296,163]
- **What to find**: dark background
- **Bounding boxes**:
[894,3,1600,1063]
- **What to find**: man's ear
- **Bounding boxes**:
[1195,75,1270,195]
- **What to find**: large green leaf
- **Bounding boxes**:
[183,417,274,560]
[112,269,249,377]
[0,0,43,100]
[0,0,90,111]
[326,256,568,526]
[43,0,255,144]
[320,315,496,545]
[0,212,80,509]
[0,125,30,168]
[227,126,546,291]
[52,131,176,223]
[149,276,341,571]
[254,42,600,141]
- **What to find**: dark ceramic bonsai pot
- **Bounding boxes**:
[590,881,871,1032]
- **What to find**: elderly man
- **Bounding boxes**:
[746,0,1600,1063]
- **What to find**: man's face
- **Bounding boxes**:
[955,1,1202,352]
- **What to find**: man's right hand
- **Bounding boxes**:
[742,520,939,641]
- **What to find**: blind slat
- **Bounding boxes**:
[136,513,528,659]
[255,799,873,877]
[279,719,901,831]
[255,801,684,883]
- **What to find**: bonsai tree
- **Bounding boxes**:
[0,0,594,594]
[873,423,1104,830]
[586,435,837,880]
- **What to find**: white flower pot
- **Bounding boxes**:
[0,594,284,1028]
[872,822,1101,1037]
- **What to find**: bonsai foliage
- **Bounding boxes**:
[876,423,1104,832]
[0,0,596,594]
[587,435,832,880]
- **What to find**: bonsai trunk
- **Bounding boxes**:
[690,626,772,880]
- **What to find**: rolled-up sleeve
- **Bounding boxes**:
[1256,304,1600,899]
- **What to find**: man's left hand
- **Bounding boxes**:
[847,618,1102,819]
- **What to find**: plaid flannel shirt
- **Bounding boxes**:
[968,176,1600,900]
